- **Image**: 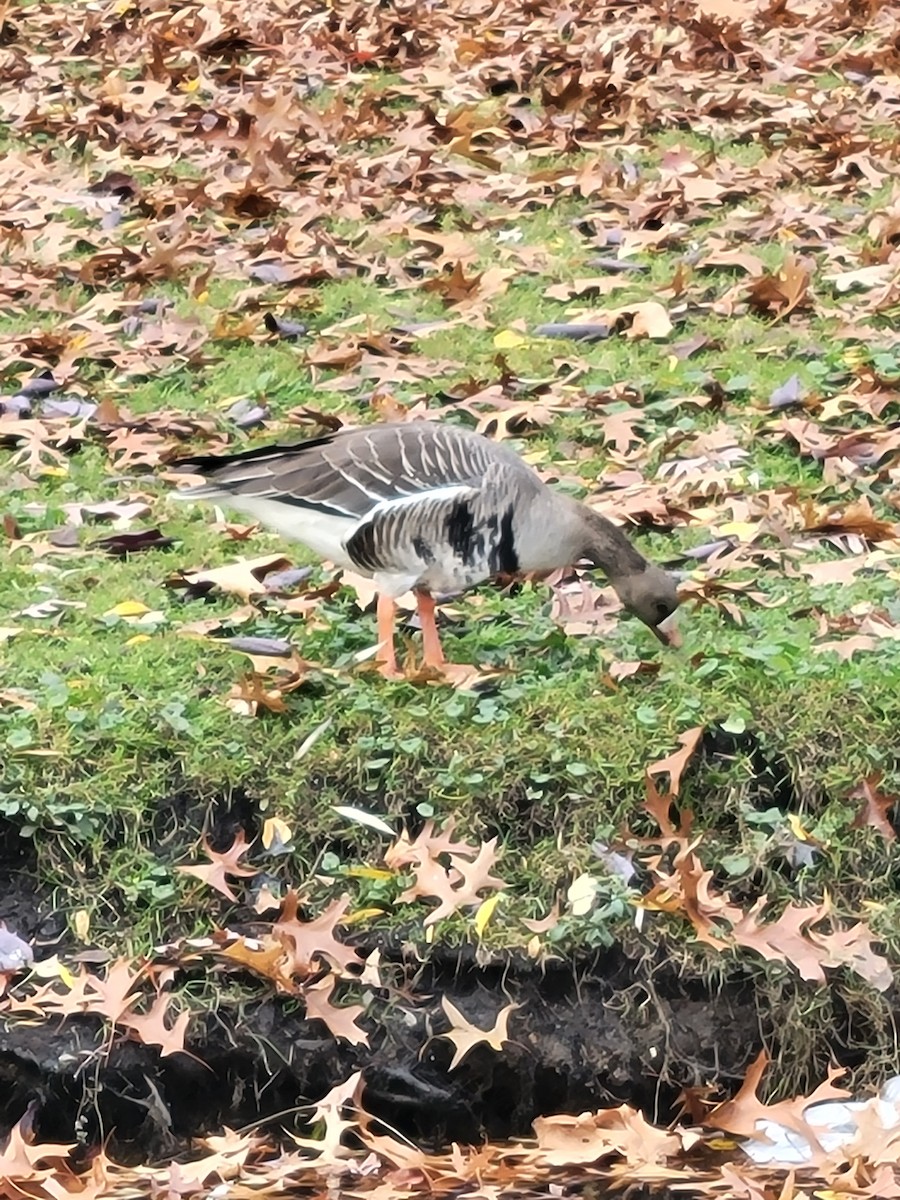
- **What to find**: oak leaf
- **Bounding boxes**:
[708,1050,849,1150]
[437,998,518,1070]
[302,975,369,1046]
[850,773,898,841]
[178,830,257,902]
[533,1105,681,1167]
[273,891,362,979]
[746,254,811,319]
[167,554,293,602]
[121,992,192,1057]
[290,1072,364,1163]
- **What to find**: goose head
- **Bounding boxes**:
[573,505,682,642]
[609,564,681,643]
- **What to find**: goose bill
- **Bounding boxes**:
[653,611,681,647]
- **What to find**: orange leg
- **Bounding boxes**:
[416,590,445,668]
[375,593,402,679]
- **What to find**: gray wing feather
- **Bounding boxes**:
[173,422,535,520]
[344,460,534,582]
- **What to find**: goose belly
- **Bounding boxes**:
[416,552,493,594]
[197,495,359,570]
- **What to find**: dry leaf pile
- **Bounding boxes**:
[6,1051,900,1200]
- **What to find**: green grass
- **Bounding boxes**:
[4,326,900,943]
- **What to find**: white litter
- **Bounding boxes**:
[743,1075,900,1166]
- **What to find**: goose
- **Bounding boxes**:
[170,421,680,677]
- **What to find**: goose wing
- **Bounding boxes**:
[171,421,528,519]
[343,459,537,592]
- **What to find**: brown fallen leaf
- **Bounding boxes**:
[302,974,369,1046]
[1,417,73,477]
[646,727,704,798]
[729,898,832,982]
[543,276,631,301]
[38,958,144,1023]
[812,635,879,659]
[120,991,192,1057]
[273,891,362,979]
[812,922,892,992]
[403,659,513,692]
[178,830,257,902]
[588,300,672,340]
[290,1072,363,1163]
[803,497,897,543]
[520,900,561,934]
[218,935,294,989]
[533,1105,682,1167]
[850,773,898,841]
[642,774,694,841]
[606,659,662,683]
[0,1115,76,1185]
[708,1050,850,1149]
[167,554,293,602]
[549,572,622,637]
[339,568,417,612]
[800,555,872,586]
[93,527,175,556]
[746,254,811,320]
[825,264,892,293]
[475,403,557,439]
[390,818,507,925]
[436,997,518,1070]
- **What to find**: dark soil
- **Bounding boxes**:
[0,754,888,1164]
[0,941,763,1163]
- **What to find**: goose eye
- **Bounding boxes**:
[656,600,673,621]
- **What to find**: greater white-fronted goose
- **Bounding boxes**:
[171,421,680,676]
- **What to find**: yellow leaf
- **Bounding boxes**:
[666,354,679,372]
[787,813,812,841]
[632,889,680,913]
[342,906,387,925]
[42,466,68,478]
[30,955,70,980]
[59,963,76,988]
[492,329,527,350]
[180,77,201,93]
[708,1137,738,1150]
[262,816,293,850]
[474,894,500,937]
[196,290,209,303]
[425,924,435,944]
[73,909,90,941]
[107,600,150,618]
[567,872,599,916]
[344,866,394,881]
[717,521,758,542]
[125,634,152,646]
